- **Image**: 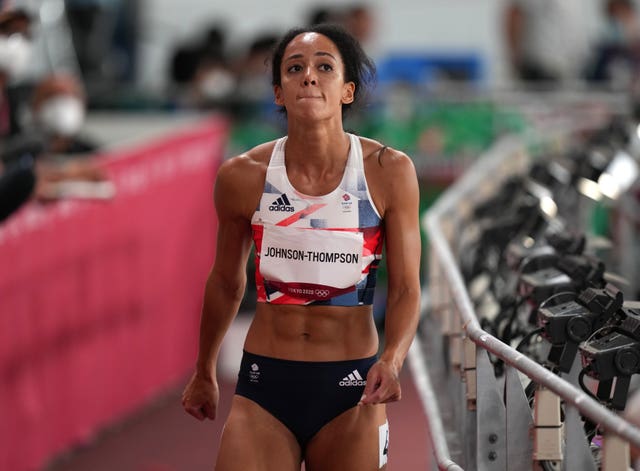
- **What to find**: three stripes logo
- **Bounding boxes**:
[339,369,366,386]
[269,193,294,212]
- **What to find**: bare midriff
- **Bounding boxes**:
[244,303,379,361]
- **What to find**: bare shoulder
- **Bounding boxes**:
[358,136,418,215]
[215,140,278,218]
[217,140,276,184]
[359,136,417,180]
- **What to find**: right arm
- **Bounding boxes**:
[182,154,259,420]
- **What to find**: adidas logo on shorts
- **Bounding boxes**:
[339,369,366,386]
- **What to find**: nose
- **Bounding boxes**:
[303,67,317,86]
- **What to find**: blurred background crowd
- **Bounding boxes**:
[4,1,640,470]
[4,0,640,222]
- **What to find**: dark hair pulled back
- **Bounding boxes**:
[270,23,376,116]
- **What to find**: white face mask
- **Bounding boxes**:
[37,96,86,137]
[197,68,235,100]
[0,33,32,80]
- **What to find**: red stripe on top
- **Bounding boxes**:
[362,226,384,256]
[276,203,327,226]
[308,227,360,232]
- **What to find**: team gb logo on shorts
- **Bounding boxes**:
[249,363,260,383]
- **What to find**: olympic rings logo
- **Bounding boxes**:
[315,289,330,297]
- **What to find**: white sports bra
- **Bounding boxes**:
[250,133,384,306]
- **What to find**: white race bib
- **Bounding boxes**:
[259,224,363,289]
[379,420,389,468]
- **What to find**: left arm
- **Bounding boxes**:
[361,149,421,405]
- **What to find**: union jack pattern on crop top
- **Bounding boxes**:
[251,133,384,306]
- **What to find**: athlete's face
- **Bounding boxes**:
[274,32,355,120]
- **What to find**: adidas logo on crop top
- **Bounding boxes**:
[268,193,295,212]
[251,133,384,306]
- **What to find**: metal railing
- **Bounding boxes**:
[408,136,640,470]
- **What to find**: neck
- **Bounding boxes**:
[285,119,349,169]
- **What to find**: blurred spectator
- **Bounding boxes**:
[0,6,37,222]
[0,153,35,221]
[0,7,33,139]
[223,32,283,154]
[0,35,108,222]
[30,72,98,155]
[170,42,204,92]
[586,0,640,90]
[65,0,139,91]
[0,142,109,223]
[305,4,377,55]
[169,24,235,109]
[342,4,376,48]
[503,0,593,86]
[191,57,236,108]
[306,5,342,26]
[233,33,279,106]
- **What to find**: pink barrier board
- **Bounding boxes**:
[0,116,228,471]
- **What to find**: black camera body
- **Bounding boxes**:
[536,285,623,372]
[579,307,640,410]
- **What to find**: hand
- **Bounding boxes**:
[181,371,219,421]
[358,360,402,406]
[54,159,107,181]
[34,159,109,202]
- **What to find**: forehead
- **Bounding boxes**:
[284,32,342,59]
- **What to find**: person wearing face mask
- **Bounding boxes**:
[191,57,236,109]
[0,7,39,222]
[169,24,237,111]
[0,7,108,221]
[30,72,98,155]
[0,71,108,222]
[0,7,33,139]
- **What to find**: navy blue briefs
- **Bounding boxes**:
[235,350,377,449]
